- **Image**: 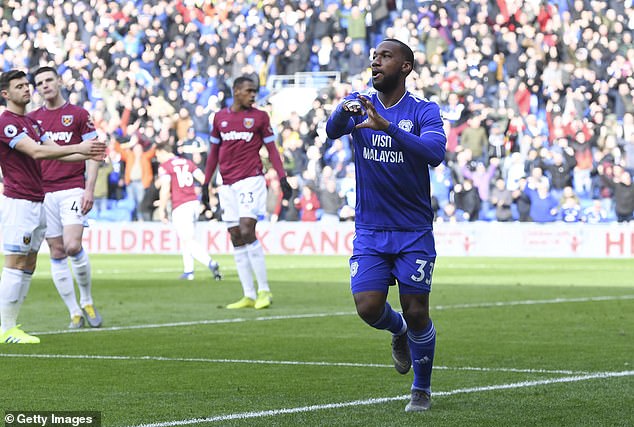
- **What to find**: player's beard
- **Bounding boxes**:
[372,72,399,93]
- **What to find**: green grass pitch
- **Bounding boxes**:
[1,255,632,426]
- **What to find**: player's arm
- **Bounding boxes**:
[264,141,292,199]
[14,133,106,160]
[203,142,219,185]
[193,168,206,186]
[81,159,99,215]
[326,99,358,139]
[157,173,171,224]
[41,138,102,162]
[357,96,446,167]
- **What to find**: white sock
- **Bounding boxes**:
[182,250,194,274]
[20,270,33,302]
[70,248,93,307]
[51,257,82,317]
[234,246,256,300]
[0,267,24,333]
[246,240,269,292]
[185,239,212,269]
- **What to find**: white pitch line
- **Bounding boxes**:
[32,312,354,335]
[0,353,590,375]
[434,294,634,310]
[127,370,634,427]
[31,294,634,336]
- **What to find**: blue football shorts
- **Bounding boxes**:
[349,228,437,295]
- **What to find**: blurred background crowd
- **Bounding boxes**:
[0,0,633,224]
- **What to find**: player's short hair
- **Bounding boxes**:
[233,76,255,90]
[155,141,171,153]
[33,66,59,82]
[0,69,27,91]
[382,38,414,65]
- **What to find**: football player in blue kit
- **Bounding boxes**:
[326,39,446,412]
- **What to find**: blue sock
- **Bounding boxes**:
[408,319,436,394]
[369,302,407,335]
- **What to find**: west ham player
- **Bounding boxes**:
[326,39,446,411]
[204,76,291,309]
[30,66,102,329]
[0,69,105,343]
[155,142,221,281]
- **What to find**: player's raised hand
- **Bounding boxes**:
[342,99,365,116]
[355,95,390,131]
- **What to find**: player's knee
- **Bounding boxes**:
[355,299,384,325]
[403,307,430,330]
[239,228,255,243]
[64,241,83,257]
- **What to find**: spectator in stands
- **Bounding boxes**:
[541,142,576,200]
[319,179,344,224]
[436,201,464,223]
[453,179,480,222]
[611,168,634,222]
[461,157,499,213]
[459,116,488,164]
[139,175,161,222]
[582,199,609,224]
[430,162,452,210]
[524,177,559,223]
[513,178,532,222]
[348,42,369,77]
[324,138,352,178]
[93,159,114,218]
[295,184,321,222]
[571,130,593,198]
[559,186,582,223]
[113,134,157,221]
[490,178,514,222]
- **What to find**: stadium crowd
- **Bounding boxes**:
[1,0,633,223]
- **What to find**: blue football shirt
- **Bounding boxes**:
[327,90,446,231]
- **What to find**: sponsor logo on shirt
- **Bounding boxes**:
[398,119,413,132]
[220,130,254,142]
[61,115,74,126]
[4,124,17,137]
[45,130,73,143]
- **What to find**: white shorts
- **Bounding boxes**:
[44,188,88,238]
[218,175,267,227]
[1,197,47,255]
[171,200,200,240]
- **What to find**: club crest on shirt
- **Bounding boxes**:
[23,233,32,245]
[61,115,74,126]
[220,121,228,128]
[4,124,17,137]
[350,261,359,278]
[243,118,255,129]
[398,119,413,132]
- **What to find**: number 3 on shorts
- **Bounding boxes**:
[410,259,435,285]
